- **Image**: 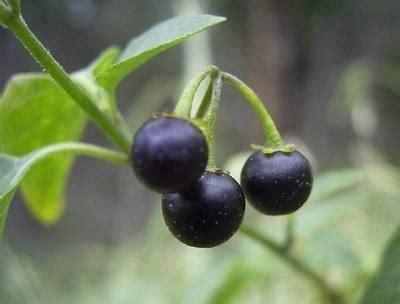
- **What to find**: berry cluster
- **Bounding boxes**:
[132,116,245,248]
[130,67,313,248]
[131,116,313,248]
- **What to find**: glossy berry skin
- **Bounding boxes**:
[241,150,313,215]
[131,117,208,193]
[162,171,245,248]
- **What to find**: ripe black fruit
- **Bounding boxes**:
[162,171,245,248]
[241,150,313,215]
[131,117,208,193]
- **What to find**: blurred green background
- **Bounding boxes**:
[0,0,400,303]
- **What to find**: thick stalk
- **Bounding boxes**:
[240,225,347,304]
[4,15,131,153]
[221,72,283,148]
[175,65,219,117]
[194,80,213,118]
[202,73,223,168]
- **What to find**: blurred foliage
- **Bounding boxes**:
[360,227,400,304]
[1,144,399,303]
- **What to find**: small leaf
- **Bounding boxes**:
[0,152,48,241]
[0,74,87,224]
[96,15,226,90]
[73,71,113,115]
[0,154,20,238]
[73,46,123,116]
[359,227,400,304]
[89,46,121,77]
[0,47,119,224]
[0,143,128,241]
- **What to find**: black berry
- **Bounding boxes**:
[162,171,245,248]
[131,117,208,193]
[241,150,313,215]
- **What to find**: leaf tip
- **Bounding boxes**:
[23,194,66,226]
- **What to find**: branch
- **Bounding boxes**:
[240,225,347,304]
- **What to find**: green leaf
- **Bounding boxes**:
[0,154,44,241]
[359,227,400,304]
[0,46,118,225]
[0,143,128,241]
[96,15,226,90]
[73,71,113,115]
[79,46,121,115]
[0,74,87,224]
[0,153,37,241]
[89,46,121,77]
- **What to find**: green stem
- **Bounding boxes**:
[240,225,347,304]
[283,215,295,251]
[221,72,283,148]
[4,15,131,153]
[193,80,213,118]
[202,73,223,168]
[175,65,219,117]
[26,142,129,165]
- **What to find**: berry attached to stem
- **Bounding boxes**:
[221,72,283,149]
[174,65,219,118]
[219,70,313,215]
[241,150,313,215]
[131,116,208,193]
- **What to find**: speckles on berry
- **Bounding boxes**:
[241,150,313,215]
[162,171,245,248]
[131,117,208,193]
